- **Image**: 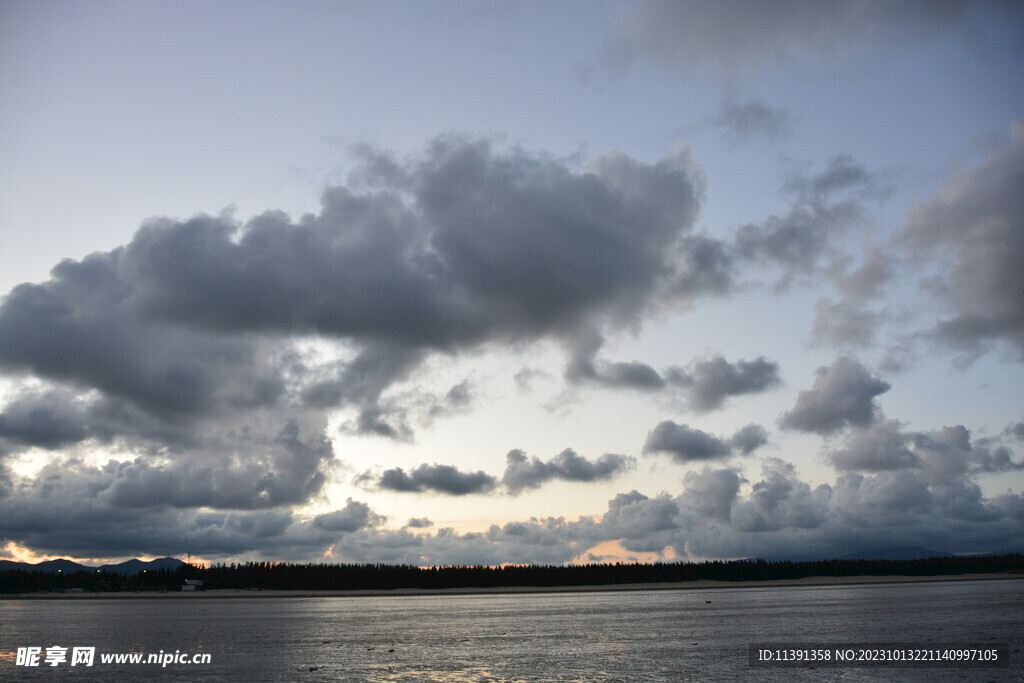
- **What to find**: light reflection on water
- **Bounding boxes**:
[1,579,1021,681]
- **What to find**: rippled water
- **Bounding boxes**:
[2,579,1021,681]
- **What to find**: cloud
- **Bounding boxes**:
[643,421,767,462]
[0,135,722,559]
[710,98,791,144]
[666,355,782,411]
[832,246,898,302]
[810,246,898,351]
[0,471,384,559]
[404,517,434,529]
[736,155,889,286]
[2,125,1020,565]
[828,419,920,471]
[565,330,668,391]
[366,449,636,497]
[0,387,92,450]
[811,297,886,351]
[335,516,600,567]
[360,437,1021,562]
[92,415,333,510]
[681,467,743,523]
[599,491,681,553]
[643,422,731,461]
[0,137,711,449]
[300,350,397,411]
[566,334,780,410]
[501,448,636,493]
[830,418,1024,478]
[344,379,477,441]
[513,367,547,392]
[611,0,1008,75]
[313,499,386,533]
[729,424,770,455]
[0,249,287,419]
[731,458,828,533]
[781,357,890,434]
[3,417,1021,562]
[1007,420,1024,442]
[376,464,498,496]
[899,119,1024,360]
[672,234,737,299]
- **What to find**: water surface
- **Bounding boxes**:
[2,578,1021,681]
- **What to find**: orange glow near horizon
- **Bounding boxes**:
[0,541,208,567]
[1,542,61,564]
[0,541,136,565]
[569,540,678,565]
[0,538,679,569]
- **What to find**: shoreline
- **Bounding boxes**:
[3,572,1021,600]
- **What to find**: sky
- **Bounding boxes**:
[1,0,1023,567]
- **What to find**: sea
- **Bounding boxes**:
[1,578,1021,681]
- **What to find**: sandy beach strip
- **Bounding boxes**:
[3,572,1022,600]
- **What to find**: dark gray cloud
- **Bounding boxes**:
[832,247,897,302]
[568,357,666,392]
[970,444,1024,474]
[899,121,1024,359]
[441,381,473,410]
[0,473,383,559]
[681,467,743,523]
[3,124,1021,565]
[599,491,681,552]
[710,98,791,144]
[564,329,666,390]
[729,423,770,455]
[566,332,780,410]
[313,499,386,533]
[404,517,434,529]
[811,297,886,350]
[0,387,91,450]
[781,357,890,434]
[829,419,1024,475]
[681,448,1023,559]
[0,135,721,559]
[598,361,666,390]
[810,243,898,354]
[1008,421,1024,442]
[666,355,781,411]
[88,414,332,510]
[643,421,767,462]
[0,249,286,419]
[643,422,731,461]
[301,342,425,435]
[335,516,600,567]
[376,464,498,496]
[3,417,1021,562]
[672,234,737,300]
[612,0,1008,75]
[501,448,636,493]
[828,419,920,471]
[731,458,828,533]
[367,449,635,497]
[0,137,710,448]
[736,155,889,286]
[343,379,478,442]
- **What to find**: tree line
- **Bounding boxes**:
[2,554,1022,594]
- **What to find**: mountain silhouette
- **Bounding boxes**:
[0,557,183,575]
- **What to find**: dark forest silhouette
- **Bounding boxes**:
[2,555,1022,593]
